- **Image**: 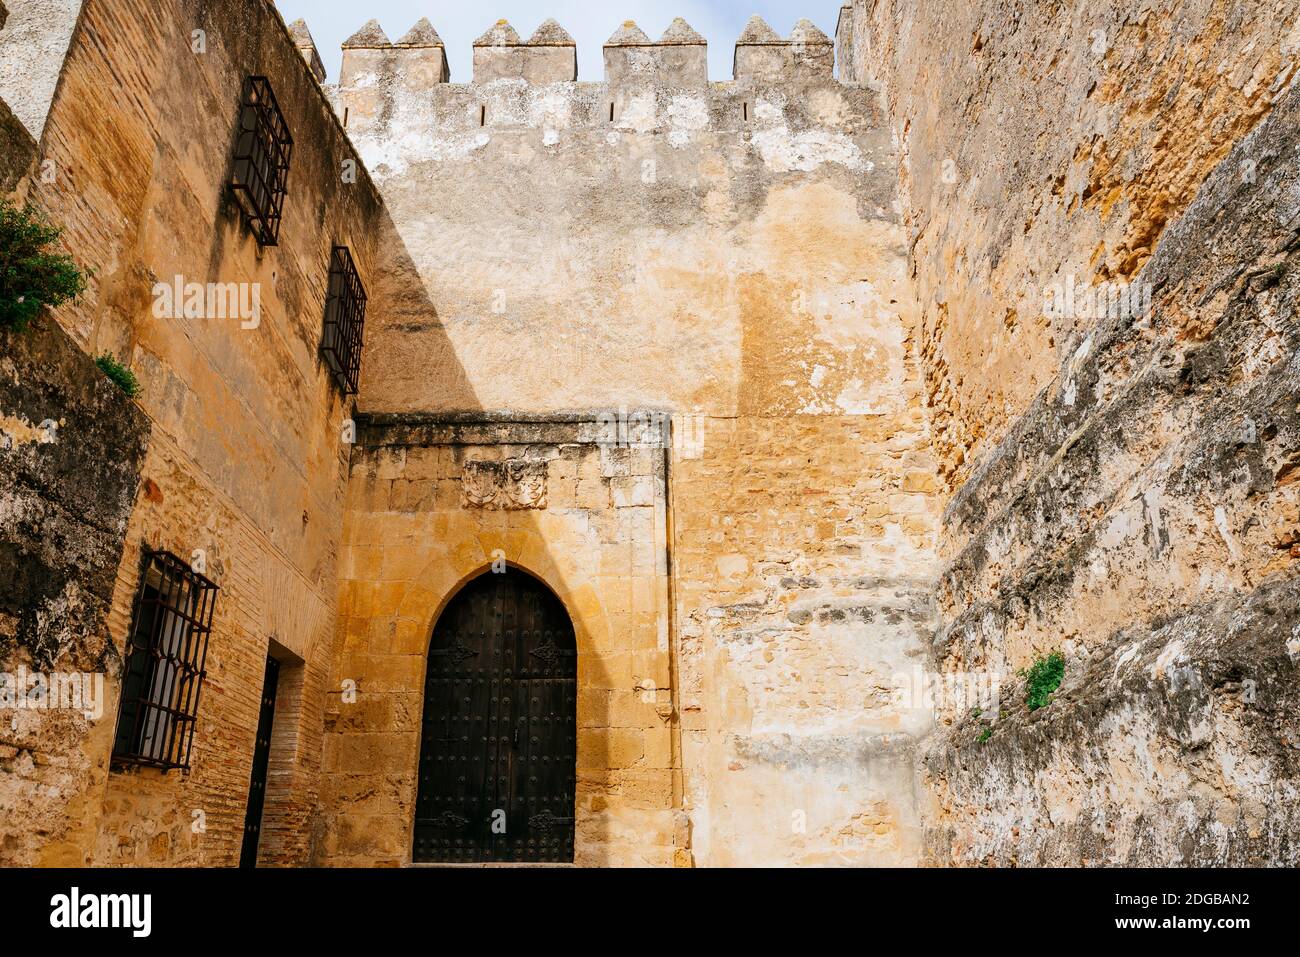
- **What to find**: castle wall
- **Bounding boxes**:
[332,23,942,866]
[324,415,680,866]
[847,0,1300,491]
[0,0,83,139]
[0,0,416,866]
[7,0,1290,871]
[841,0,1300,865]
[0,284,150,869]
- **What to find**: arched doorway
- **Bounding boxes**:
[413,567,577,863]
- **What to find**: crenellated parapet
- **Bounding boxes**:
[604,18,708,89]
[340,17,448,88]
[474,18,577,84]
[734,16,834,82]
[329,15,850,142]
[337,18,448,131]
[324,15,838,91]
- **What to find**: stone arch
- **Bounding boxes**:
[392,524,612,669]
[412,564,579,863]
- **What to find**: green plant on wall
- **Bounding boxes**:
[0,198,87,332]
[1021,652,1065,711]
[94,353,141,398]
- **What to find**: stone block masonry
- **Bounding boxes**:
[330,13,942,865]
[325,414,679,866]
[2,0,1295,869]
[0,0,431,866]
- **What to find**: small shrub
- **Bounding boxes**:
[1021,652,1065,711]
[95,353,141,398]
[0,199,87,332]
[977,727,994,744]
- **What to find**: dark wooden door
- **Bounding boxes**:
[239,654,279,868]
[414,569,577,863]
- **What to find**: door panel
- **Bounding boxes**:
[414,569,576,863]
[240,654,279,868]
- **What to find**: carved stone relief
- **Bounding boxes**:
[460,458,548,509]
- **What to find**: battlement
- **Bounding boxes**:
[474,18,577,84]
[341,17,450,96]
[734,16,834,81]
[332,15,837,87]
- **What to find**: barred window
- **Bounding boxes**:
[112,549,218,772]
[230,75,292,247]
[321,245,366,395]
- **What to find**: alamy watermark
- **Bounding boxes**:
[1042,274,1152,323]
[0,666,105,720]
[152,275,261,329]
[596,407,706,459]
[891,667,1003,715]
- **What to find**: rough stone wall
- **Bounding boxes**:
[323,415,679,866]
[0,313,149,866]
[0,88,33,193]
[332,22,942,865]
[850,0,1300,490]
[926,85,1300,866]
[843,0,1300,866]
[0,0,414,866]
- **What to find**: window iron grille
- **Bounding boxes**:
[112,549,218,772]
[230,75,292,247]
[321,245,366,395]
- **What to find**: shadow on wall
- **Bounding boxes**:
[301,139,630,863]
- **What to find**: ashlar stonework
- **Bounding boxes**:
[0,0,1296,868]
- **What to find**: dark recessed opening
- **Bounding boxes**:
[480,105,486,126]
[229,75,292,247]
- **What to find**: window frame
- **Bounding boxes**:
[111,548,218,773]
[321,244,367,396]
[230,75,293,247]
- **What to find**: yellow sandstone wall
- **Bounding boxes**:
[839,0,1300,865]
[323,417,681,866]
[330,20,942,866]
[0,0,417,866]
[842,0,1300,491]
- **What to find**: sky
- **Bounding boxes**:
[277,0,848,83]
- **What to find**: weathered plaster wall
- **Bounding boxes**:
[842,0,1300,866]
[333,22,942,866]
[672,413,937,866]
[0,0,416,866]
[0,0,83,139]
[848,0,1300,491]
